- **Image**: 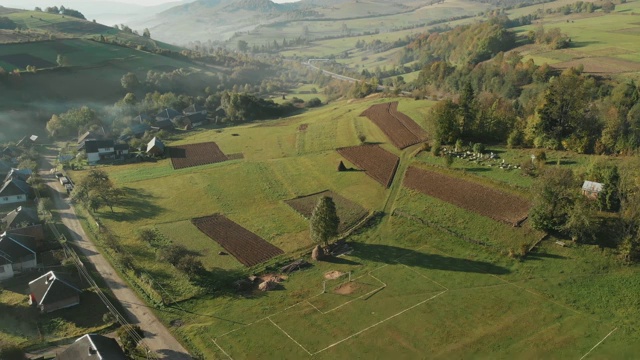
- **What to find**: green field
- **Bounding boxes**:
[64,96,640,359]
[513,0,640,76]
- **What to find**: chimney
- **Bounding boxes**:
[88,347,97,356]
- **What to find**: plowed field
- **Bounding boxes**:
[285,190,368,232]
[192,214,284,267]
[403,167,530,225]
[169,142,228,169]
[337,145,399,188]
[360,102,428,149]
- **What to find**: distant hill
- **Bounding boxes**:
[132,0,428,44]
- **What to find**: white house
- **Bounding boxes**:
[84,140,115,164]
[0,232,37,281]
[0,178,32,205]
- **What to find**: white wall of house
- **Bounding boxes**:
[98,147,114,153]
[0,194,26,205]
[87,152,100,163]
[0,263,15,281]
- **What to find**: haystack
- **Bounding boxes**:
[311,245,325,261]
[258,280,278,292]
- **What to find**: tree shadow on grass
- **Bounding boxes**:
[464,167,491,173]
[349,243,510,275]
[99,187,165,222]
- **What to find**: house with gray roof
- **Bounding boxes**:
[146,137,165,156]
[0,232,37,281]
[2,206,39,229]
[0,177,32,205]
[57,334,127,360]
[29,271,82,313]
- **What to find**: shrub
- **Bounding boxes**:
[117,324,144,354]
[307,97,322,107]
[156,244,188,265]
[176,255,206,277]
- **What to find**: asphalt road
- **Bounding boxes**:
[39,150,191,359]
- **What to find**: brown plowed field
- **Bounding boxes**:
[337,145,399,188]
[169,142,228,169]
[285,190,368,232]
[192,214,284,267]
[360,102,427,149]
[403,167,530,225]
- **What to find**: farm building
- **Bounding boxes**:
[2,206,45,246]
[57,334,127,360]
[29,271,82,313]
[129,123,151,137]
[147,137,165,156]
[153,118,175,130]
[0,232,37,281]
[134,113,152,123]
[83,139,116,164]
[0,177,32,205]
[114,143,130,158]
[4,168,32,182]
[582,181,603,200]
[156,108,182,122]
[185,112,208,128]
[77,130,105,144]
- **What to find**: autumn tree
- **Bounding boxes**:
[121,72,140,92]
[529,167,578,233]
[72,169,123,212]
[310,196,340,247]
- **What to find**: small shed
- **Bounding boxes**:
[582,180,603,200]
[146,137,165,156]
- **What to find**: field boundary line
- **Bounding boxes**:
[401,264,449,291]
[579,327,618,360]
[320,273,387,314]
[268,317,313,356]
[312,290,448,355]
[212,338,233,360]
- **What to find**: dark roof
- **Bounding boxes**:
[0,233,36,265]
[29,271,81,306]
[4,168,32,182]
[186,112,207,124]
[184,104,206,114]
[156,108,181,121]
[134,114,152,123]
[114,143,129,151]
[84,140,115,153]
[130,123,151,136]
[153,119,174,130]
[2,146,19,157]
[77,131,103,144]
[0,178,32,197]
[57,334,127,360]
[0,160,12,175]
[2,206,39,229]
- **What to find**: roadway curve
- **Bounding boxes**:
[39,148,191,360]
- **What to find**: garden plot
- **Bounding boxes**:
[360,102,427,149]
[285,190,368,232]
[169,142,230,170]
[191,214,284,267]
[337,144,399,188]
[403,167,530,225]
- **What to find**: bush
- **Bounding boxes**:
[176,255,205,277]
[156,244,188,265]
[307,97,322,107]
[472,143,485,154]
[358,134,367,144]
[117,324,144,354]
[431,140,441,156]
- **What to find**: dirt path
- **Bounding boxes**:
[382,143,423,216]
[38,148,191,360]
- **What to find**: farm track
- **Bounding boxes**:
[192,214,284,267]
[39,149,191,360]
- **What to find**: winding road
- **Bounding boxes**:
[39,148,191,360]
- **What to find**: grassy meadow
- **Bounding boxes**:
[64,96,640,359]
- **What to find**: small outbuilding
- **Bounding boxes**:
[29,271,82,313]
[146,137,165,156]
[582,180,603,200]
[0,232,37,280]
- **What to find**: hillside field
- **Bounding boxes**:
[65,96,640,359]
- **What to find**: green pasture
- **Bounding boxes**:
[66,97,640,358]
[514,2,640,74]
[164,214,635,359]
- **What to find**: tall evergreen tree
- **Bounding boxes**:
[310,196,340,247]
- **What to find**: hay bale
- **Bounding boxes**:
[311,245,325,261]
[258,280,278,292]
